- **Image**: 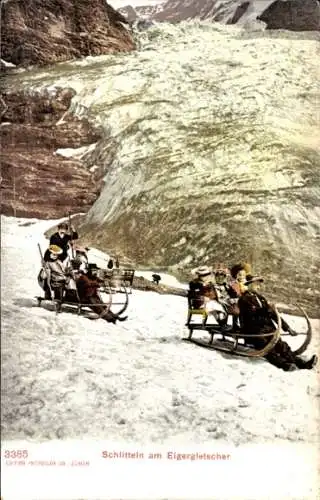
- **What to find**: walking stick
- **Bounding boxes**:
[67,212,76,259]
[38,243,45,267]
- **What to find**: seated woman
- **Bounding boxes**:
[45,245,77,303]
[229,263,251,297]
[188,265,232,326]
[213,266,236,303]
[188,266,215,309]
[208,266,238,325]
[228,262,251,330]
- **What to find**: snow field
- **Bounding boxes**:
[1,215,319,499]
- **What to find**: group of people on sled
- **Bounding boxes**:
[188,262,317,372]
[38,222,127,324]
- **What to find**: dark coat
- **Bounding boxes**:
[76,274,101,299]
[238,291,290,336]
[76,274,113,318]
[44,230,78,262]
[188,279,205,308]
[237,290,308,370]
[188,279,217,308]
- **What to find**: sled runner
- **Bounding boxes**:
[183,303,312,358]
[35,286,114,317]
[277,305,313,355]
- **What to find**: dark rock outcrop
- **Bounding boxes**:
[119,3,164,23]
[119,5,139,23]
[123,0,320,31]
[258,0,320,31]
[135,19,156,31]
[1,87,105,218]
[1,0,136,67]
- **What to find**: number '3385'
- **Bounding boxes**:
[3,450,28,459]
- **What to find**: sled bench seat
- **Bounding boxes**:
[186,307,208,325]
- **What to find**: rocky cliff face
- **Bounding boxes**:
[1,0,136,218]
[257,0,320,31]
[120,0,320,31]
[1,87,106,218]
[1,0,136,67]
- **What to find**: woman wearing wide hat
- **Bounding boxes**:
[45,245,77,302]
[188,265,216,309]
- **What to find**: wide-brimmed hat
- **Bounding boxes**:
[49,244,63,255]
[191,265,212,277]
[245,274,264,286]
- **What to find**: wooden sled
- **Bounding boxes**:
[36,261,134,319]
[184,305,312,358]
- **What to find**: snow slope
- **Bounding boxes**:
[1,215,319,498]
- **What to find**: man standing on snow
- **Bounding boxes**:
[238,275,318,371]
[44,222,78,262]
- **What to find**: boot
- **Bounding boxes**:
[294,354,318,370]
[101,310,128,324]
[102,311,117,323]
[116,315,128,322]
